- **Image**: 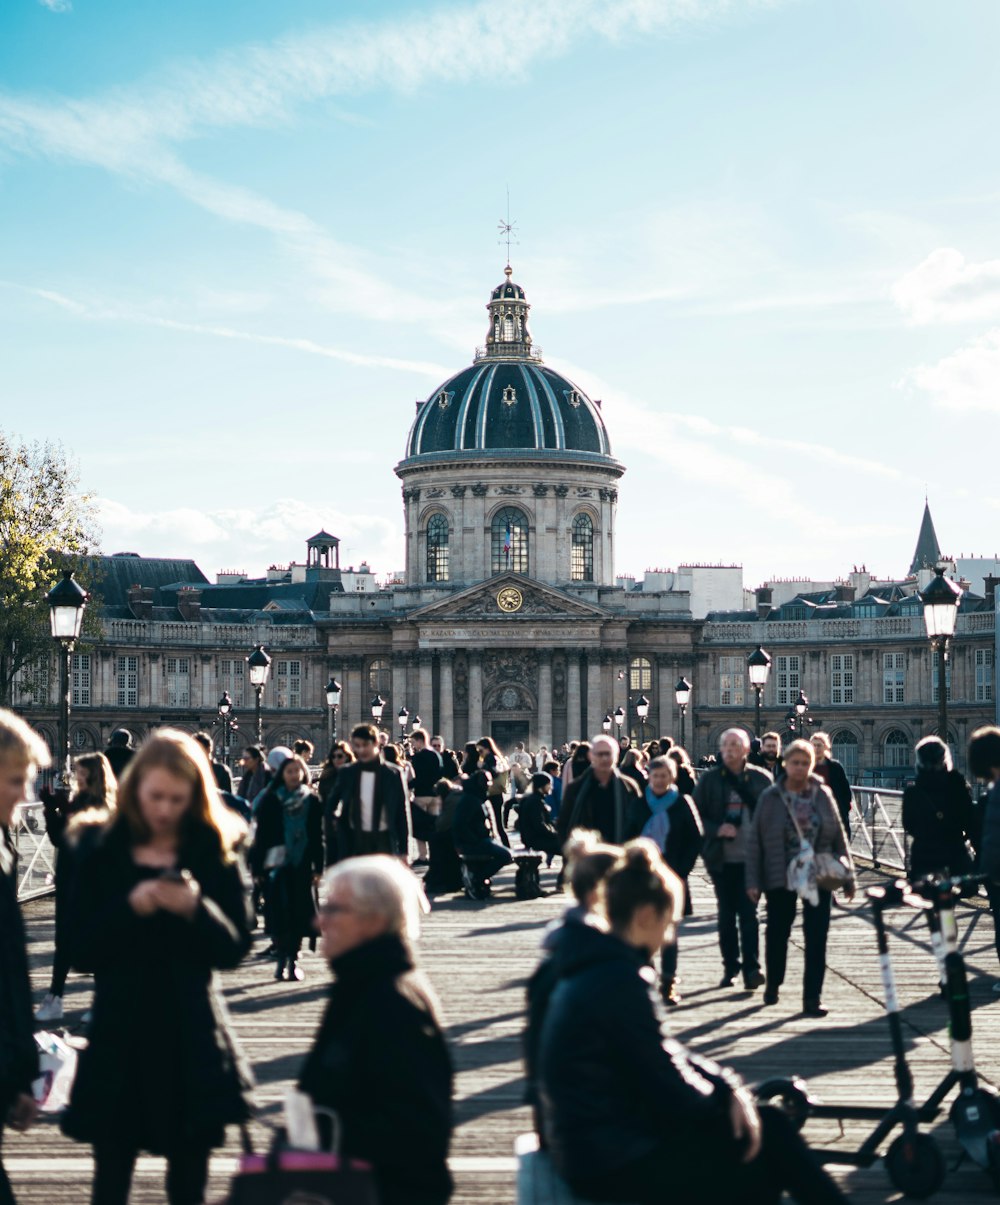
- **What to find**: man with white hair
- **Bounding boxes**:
[557,734,642,845]
[694,728,772,991]
[299,857,454,1205]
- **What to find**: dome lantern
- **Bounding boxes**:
[475,265,540,363]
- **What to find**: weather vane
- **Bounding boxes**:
[497,187,518,267]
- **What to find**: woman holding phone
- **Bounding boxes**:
[61,729,255,1205]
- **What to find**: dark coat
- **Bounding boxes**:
[557,769,643,846]
[693,762,773,873]
[814,757,853,829]
[452,780,498,854]
[317,766,341,866]
[980,781,1000,882]
[326,759,408,857]
[628,790,704,917]
[515,790,561,856]
[903,768,976,878]
[211,761,234,794]
[248,786,324,942]
[61,823,255,1152]
[40,789,110,956]
[298,934,453,1205]
[0,830,38,1114]
[537,922,738,1184]
[103,745,135,781]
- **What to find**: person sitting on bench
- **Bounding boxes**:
[515,773,562,865]
[452,771,514,883]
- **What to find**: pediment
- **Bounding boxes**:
[407,575,608,622]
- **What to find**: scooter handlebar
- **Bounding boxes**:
[866,880,932,911]
[908,872,989,901]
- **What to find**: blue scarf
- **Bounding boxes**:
[279,784,311,869]
[642,785,679,851]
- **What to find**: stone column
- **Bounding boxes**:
[566,653,582,742]
[419,653,435,734]
[658,657,674,741]
[586,650,603,740]
[468,653,484,743]
[344,656,365,734]
[439,652,454,746]
[391,658,407,722]
[536,654,553,749]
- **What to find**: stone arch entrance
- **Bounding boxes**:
[485,682,536,753]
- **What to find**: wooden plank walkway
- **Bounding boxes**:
[9,858,1000,1203]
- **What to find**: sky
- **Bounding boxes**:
[2,0,999,588]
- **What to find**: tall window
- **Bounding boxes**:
[831,731,859,779]
[368,658,391,698]
[71,653,91,707]
[117,656,138,708]
[426,514,450,582]
[883,729,911,769]
[883,652,905,703]
[976,648,994,703]
[932,658,952,704]
[221,658,245,707]
[718,656,745,706]
[571,513,594,582]
[629,657,652,691]
[275,660,302,708]
[165,657,190,707]
[830,653,854,704]
[775,655,800,706]
[491,507,529,575]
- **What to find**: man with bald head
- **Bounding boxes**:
[557,734,642,845]
[694,728,773,991]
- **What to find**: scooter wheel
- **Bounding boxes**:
[754,1078,810,1132]
[884,1132,945,1199]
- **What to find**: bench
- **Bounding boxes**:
[514,853,544,900]
[459,854,494,901]
[515,1133,638,1205]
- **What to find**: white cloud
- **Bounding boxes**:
[902,329,1000,413]
[99,496,402,577]
[37,0,71,11]
[893,248,1000,325]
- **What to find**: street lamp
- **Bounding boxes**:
[602,713,612,734]
[370,693,385,728]
[397,705,409,738]
[613,706,625,738]
[411,714,422,734]
[217,691,237,767]
[794,689,809,736]
[674,677,692,750]
[246,644,271,746]
[45,568,88,783]
[921,566,962,745]
[636,694,650,747]
[326,676,342,744]
[747,645,772,737]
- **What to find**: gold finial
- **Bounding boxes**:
[497,185,518,270]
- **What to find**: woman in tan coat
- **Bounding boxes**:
[746,740,854,1018]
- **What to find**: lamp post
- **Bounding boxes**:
[246,644,271,746]
[747,645,771,738]
[326,676,342,745]
[602,713,612,734]
[636,694,650,747]
[921,566,962,745]
[370,693,385,734]
[217,691,237,767]
[613,706,625,741]
[411,714,422,735]
[45,568,89,784]
[397,705,409,740]
[674,677,692,750]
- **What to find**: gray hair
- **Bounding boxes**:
[320,855,430,942]
[720,728,750,750]
[590,734,620,758]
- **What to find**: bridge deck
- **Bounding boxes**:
[9,863,1000,1203]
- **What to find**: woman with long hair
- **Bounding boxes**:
[539,840,847,1205]
[249,754,324,981]
[317,741,354,867]
[61,730,254,1205]
[460,742,480,777]
[37,752,117,1022]
[477,736,511,848]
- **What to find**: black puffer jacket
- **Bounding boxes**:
[538,922,739,1184]
[298,934,453,1205]
[0,830,38,1114]
[903,768,976,878]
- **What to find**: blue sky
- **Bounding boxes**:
[2,0,999,585]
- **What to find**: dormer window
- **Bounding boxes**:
[502,313,515,341]
[565,389,582,408]
[502,385,517,406]
[436,391,453,410]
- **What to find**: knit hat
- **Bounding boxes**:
[266,746,294,772]
[531,771,553,791]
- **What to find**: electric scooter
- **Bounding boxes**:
[756,881,945,1199]
[909,872,1000,1191]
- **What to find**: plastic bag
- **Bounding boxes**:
[32,1030,78,1114]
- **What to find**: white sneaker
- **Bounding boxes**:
[35,993,63,1022]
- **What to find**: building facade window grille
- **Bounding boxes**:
[718,655,745,706]
[275,660,302,708]
[72,653,91,707]
[367,657,391,699]
[831,731,859,778]
[426,514,450,582]
[976,648,994,703]
[117,656,138,709]
[571,513,594,581]
[165,656,190,708]
[774,655,800,706]
[884,728,911,769]
[629,657,652,692]
[830,653,854,704]
[883,652,905,704]
[221,659,245,708]
[491,507,529,575]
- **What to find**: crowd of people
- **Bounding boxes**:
[5,706,1000,1204]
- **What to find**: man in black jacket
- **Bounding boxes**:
[102,728,134,781]
[557,736,642,846]
[694,728,772,991]
[326,724,409,858]
[0,710,49,1205]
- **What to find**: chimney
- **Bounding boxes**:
[177,588,202,622]
[985,574,999,609]
[127,585,154,620]
[755,586,773,621]
[834,584,856,604]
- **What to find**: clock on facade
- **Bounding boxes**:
[496,587,524,613]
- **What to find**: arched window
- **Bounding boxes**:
[491,507,529,575]
[831,730,859,780]
[883,729,911,769]
[629,657,652,691]
[502,313,515,341]
[426,514,449,582]
[571,513,594,581]
[368,658,391,698]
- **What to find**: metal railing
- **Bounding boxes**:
[848,786,906,871]
[12,802,56,902]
